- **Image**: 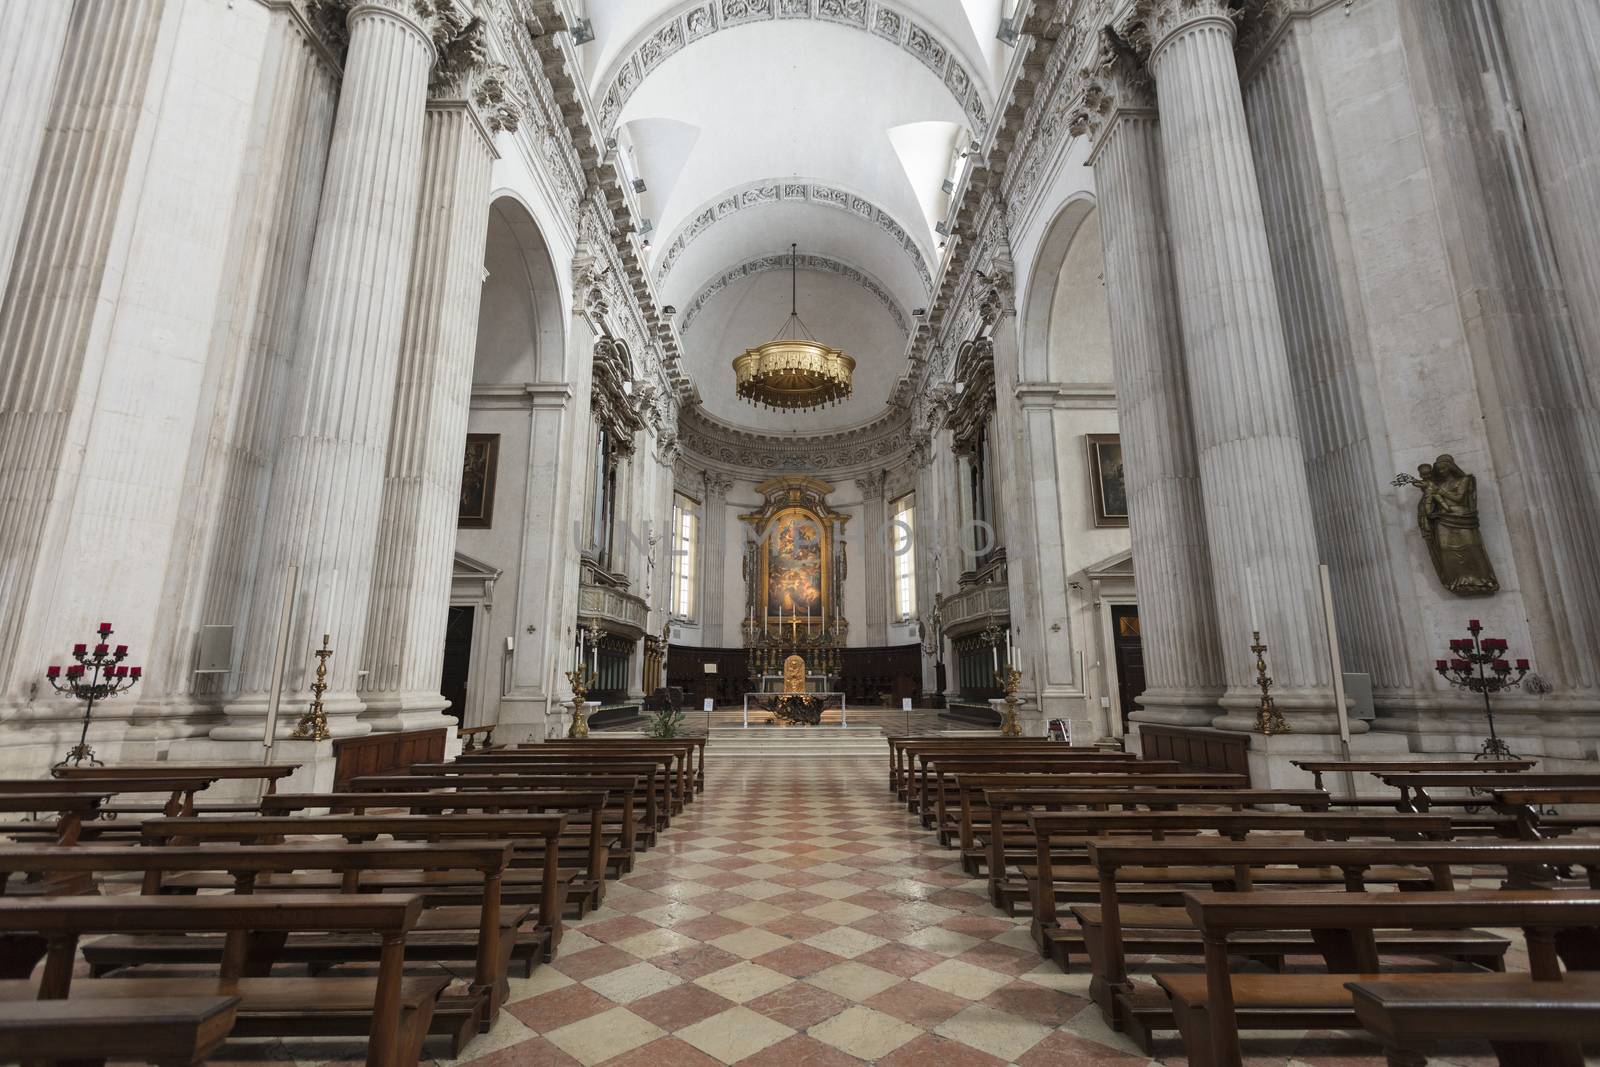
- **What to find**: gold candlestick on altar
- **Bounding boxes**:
[1250,631,1289,735]
[996,665,1024,738]
[292,634,333,741]
[565,665,595,739]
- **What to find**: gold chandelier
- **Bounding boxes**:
[733,244,855,411]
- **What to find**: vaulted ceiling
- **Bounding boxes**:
[566,0,1012,431]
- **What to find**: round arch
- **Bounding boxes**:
[1019,193,1099,384]
[475,195,564,384]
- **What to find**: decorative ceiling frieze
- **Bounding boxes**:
[679,252,910,334]
[677,405,914,477]
[654,178,935,293]
[595,0,991,140]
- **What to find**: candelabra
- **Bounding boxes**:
[46,622,141,768]
[995,665,1023,737]
[1435,619,1529,759]
[565,665,595,739]
[1250,632,1289,735]
[292,634,333,741]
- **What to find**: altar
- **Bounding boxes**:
[756,673,831,693]
[742,691,849,727]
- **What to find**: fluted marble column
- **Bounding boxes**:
[700,473,733,645]
[218,0,436,739]
[0,0,72,289]
[1145,0,1335,728]
[1083,65,1225,726]
[860,469,889,644]
[0,0,167,699]
[360,90,504,732]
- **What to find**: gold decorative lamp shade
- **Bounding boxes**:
[733,243,854,411]
[733,339,854,410]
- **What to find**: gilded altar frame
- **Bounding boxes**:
[739,476,851,638]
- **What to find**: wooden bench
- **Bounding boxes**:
[261,789,615,914]
[974,787,1332,906]
[0,793,108,849]
[1373,772,1600,814]
[457,724,498,751]
[1291,759,1536,806]
[887,738,1131,801]
[1078,839,1600,1048]
[398,758,671,837]
[1025,810,1456,956]
[529,737,709,795]
[0,994,240,1066]
[913,751,1159,825]
[53,763,299,812]
[139,814,567,965]
[0,840,522,1049]
[0,893,442,1067]
[440,752,684,822]
[1162,889,1600,1067]
[352,772,651,859]
[923,759,1188,842]
[1347,972,1600,1067]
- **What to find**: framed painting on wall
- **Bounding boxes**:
[1086,433,1129,528]
[458,433,500,528]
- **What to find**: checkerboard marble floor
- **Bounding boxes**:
[436,755,1517,1067]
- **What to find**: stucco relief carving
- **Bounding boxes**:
[595,1,989,138]
[679,253,910,334]
[679,407,912,477]
[653,179,934,293]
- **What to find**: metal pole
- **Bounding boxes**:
[260,563,298,771]
[1317,564,1355,798]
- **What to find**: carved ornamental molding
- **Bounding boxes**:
[678,406,913,477]
[680,253,911,334]
[595,0,991,140]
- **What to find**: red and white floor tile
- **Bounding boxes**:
[438,757,1504,1067]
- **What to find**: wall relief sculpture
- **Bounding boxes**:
[1394,455,1500,597]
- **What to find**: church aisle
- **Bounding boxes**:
[449,756,1430,1067]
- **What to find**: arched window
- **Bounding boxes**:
[890,493,917,621]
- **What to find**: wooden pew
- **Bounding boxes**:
[0,994,240,1066]
[918,757,1206,833]
[53,763,300,812]
[526,737,709,795]
[441,752,685,821]
[887,738,1131,801]
[1024,811,1456,957]
[1291,759,1536,805]
[489,744,695,812]
[139,814,568,964]
[1078,839,1600,1048]
[261,790,614,914]
[0,793,108,848]
[1347,972,1600,1067]
[975,787,1332,906]
[401,758,668,837]
[1162,889,1600,1067]
[0,893,442,1067]
[457,724,498,751]
[1373,772,1600,814]
[0,840,521,1047]
[352,772,653,858]
[904,744,1136,816]
[1491,787,1600,840]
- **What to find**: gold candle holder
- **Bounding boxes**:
[292,634,333,741]
[996,665,1024,737]
[1250,631,1289,736]
[565,665,595,739]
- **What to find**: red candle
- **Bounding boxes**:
[73,643,86,655]
[67,664,84,677]
[1516,658,1529,670]
[1450,658,1469,670]
[94,643,108,655]
[114,644,127,656]
[1468,619,1480,630]
[129,666,142,678]
[113,665,127,677]
[1434,659,1447,670]
[1493,659,1509,671]
[46,665,60,678]
[98,622,112,634]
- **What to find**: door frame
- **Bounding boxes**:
[1084,549,1137,741]
[450,552,502,729]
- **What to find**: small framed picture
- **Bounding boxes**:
[459,434,500,528]
[1086,433,1129,528]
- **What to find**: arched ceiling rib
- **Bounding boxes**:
[590,0,994,139]
[653,178,935,295]
[679,252,911,334]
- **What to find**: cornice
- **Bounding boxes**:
[677,405,914,477]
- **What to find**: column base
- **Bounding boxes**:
[493,693,553,745]
[358,689,454,734]
[214,690,372,740]
[1210,685,1367,736]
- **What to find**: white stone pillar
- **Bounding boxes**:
[700,472,733,645]
[1145,0,1335,728]
[361,85,507,733]
[1082,63,1225,726]
[219,0,436,739]
[0,0,168,700]
[0,0,72,289]
[860,469,889,644]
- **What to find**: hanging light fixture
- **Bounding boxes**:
[733,243,855,411]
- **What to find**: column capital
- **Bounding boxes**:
[1074,27,1158,162]
[858,469,888,499]
[310,0,437,57]
[703,471,735,498]
[1135,0,1239,63]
